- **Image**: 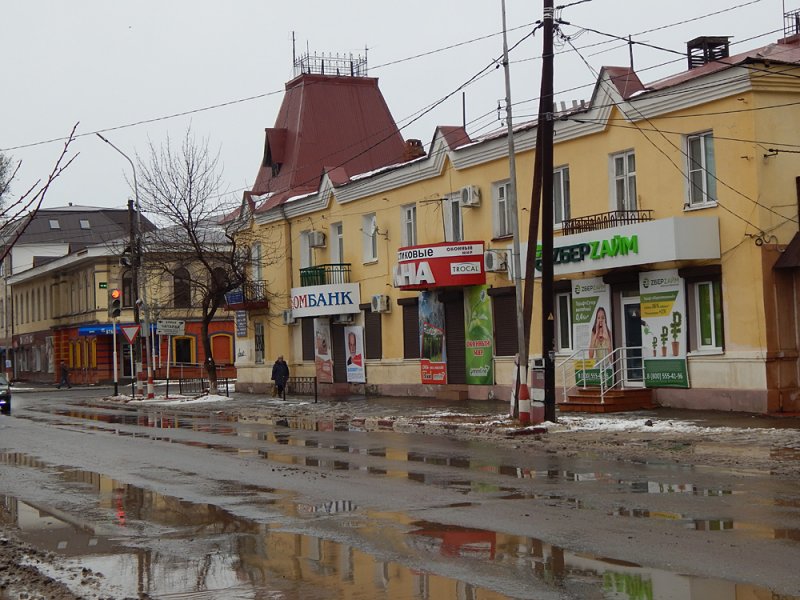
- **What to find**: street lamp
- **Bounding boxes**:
[96,133,155,399]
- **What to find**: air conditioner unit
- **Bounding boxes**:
[484,249,509,272]
[333,313,355,324]
[371,294,391,313]
[460,185,481,207]
[308,230,326,248]
[282,309,296,325]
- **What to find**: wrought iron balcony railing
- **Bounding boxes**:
[299,263,351,286]
[224,280,269,310]
[561,210,653,236]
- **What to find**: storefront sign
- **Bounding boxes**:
[394,241,485,290]
[419,291,447,384]
[344,325,365,383]
[640,269,689,388]
[235,311,247,337]
[290,283,361,318]
[464,285,493,385]
[571,278,612,386]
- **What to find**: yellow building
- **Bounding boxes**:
[234,35,800,414]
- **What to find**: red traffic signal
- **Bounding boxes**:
[110,289,121,300]
[109,289,122,319]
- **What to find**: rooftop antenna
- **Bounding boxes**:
[292,31,296,66]
[628,34,634,70]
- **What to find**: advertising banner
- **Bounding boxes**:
[344,325,365,383]
[419,290,447,384]
[313,317,333,383]
[464,285,493,385]
[394,241,486,290]
[639,269,689,388]
[571,278,613,386]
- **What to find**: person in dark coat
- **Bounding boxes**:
[57,361,71,389]
[271,355,289,398]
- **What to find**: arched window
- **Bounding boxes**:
[173,267,191,308]
[122,272,134,307]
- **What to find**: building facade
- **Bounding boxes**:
[233,35,800,414]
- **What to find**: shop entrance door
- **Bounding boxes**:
[621,296,643,386]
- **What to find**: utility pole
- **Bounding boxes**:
[128,198,141,396]
[500,0,528,420]
[540,0,557,422]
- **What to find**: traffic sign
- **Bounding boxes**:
[121,324,141,344]
[156,319,185,336]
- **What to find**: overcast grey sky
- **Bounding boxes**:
[0,0,789,212]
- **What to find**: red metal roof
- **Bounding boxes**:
[250,73,407,212]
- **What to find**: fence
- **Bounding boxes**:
[176,377,231,397]
[280,376,318,402]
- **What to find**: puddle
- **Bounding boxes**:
[1,457,798,600]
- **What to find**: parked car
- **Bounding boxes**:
[0,373,10,415]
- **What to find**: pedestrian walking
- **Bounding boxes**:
[57,361,71,389]
[271,355,289,398]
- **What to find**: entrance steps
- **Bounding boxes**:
[559,387,655,413]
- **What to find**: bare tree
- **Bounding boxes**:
[0,125,79,263]
[135,128,261,393]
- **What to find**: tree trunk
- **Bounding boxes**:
[201,317,217,394]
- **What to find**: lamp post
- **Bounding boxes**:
[96,133,155,399]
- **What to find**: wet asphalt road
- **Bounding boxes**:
[1,387,799,599]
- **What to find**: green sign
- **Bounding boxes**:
[464,285,493,385]
[99,282,108,289]
[640,269,689,389]
[536,234,639,271]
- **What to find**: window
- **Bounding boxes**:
[173,267,191,308]
[331,223,344,263]
[692,280,724,350]
[173,336,194,364]
[252,242,263,281]
[122,273,134,307]
[401,205,417,246]
[553,166,570,227]
[687,132,717,206]
[555,291,573,352]
[79,219,91,229]
[49,219,60,230]
[444,194,463,242]
[493,181,512,238]
[612,151,636,211]
[254,321,264,364]
[362,213,378,262]
[299,231,314,269]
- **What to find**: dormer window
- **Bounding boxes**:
[49,220,60,230]
[79,219,91,229]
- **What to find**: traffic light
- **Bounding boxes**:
[108,288,122,319]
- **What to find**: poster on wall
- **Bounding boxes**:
[571,278,613,386]
[639,269,689,388]
[419,290,447,384]
[313,317,333,383]
[344,325,365,383]
[464,285,493,385]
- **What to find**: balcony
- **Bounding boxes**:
[561,210,653,236]
[224,280,269,310]
[299,263,351,286]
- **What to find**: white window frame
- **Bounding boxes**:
[362,213,378,263]
[692,280,724,351]
[299,231,314,269]
[49,219,60,230]
[444,194,463,242]
[330,222,344,263]
[555,291,573,352]
[493,181,512,238]
[611,150,636,211]
[401,204,417,247]
[686,131,717,207]
[553,166,570,227]
[252,242,262,281]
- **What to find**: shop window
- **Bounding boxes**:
[687,131,717,206]
[365,310,382,359]
[401,205,417,247]
[173,267,191,308]
[554,166,571,227]
[493,181,512,238]
[555,291,573,352]
[612,150,636,211]
[401,301,420,359]
[690,279,724,351]
[173,336,195,364]
[254,321,264,364]
[444,195,463,242]
[301,318,315,361]
[492,292,518,356]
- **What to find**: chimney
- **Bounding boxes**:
[403,139,426,162]
[686,36,730,70]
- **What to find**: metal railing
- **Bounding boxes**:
[557,346,643,404]
[225,280,269,308]
[177,377,231,397]
[561,210,653,235]
[299,263,351,286]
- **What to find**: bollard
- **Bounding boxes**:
[518,383,531,425]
